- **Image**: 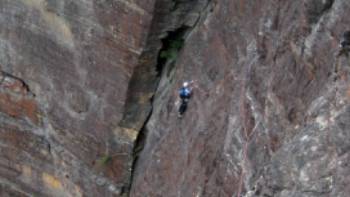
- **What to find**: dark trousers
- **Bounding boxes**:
[179,98,189,115]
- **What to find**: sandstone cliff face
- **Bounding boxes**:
[0,0,154,196]
[131,0,350,196]
[1,0,350,197]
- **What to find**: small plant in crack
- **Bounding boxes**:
[159,38,184,61]
[156,26,189,74]
[97,155,112,165]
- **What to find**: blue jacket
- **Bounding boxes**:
[179,87,191,98]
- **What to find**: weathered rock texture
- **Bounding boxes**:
[131,0,350,197]
[2,0,350,197]
[0,0,155,196]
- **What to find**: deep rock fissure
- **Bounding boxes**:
[127,107,153,195]
[127,25,190,196]
[156,25,189,74]
[123,0,214,195]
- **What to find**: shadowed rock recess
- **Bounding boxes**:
[1,0,350,197]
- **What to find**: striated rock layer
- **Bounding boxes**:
[0,0,156,196]
[131,0,350,196]
[1,0,350,197]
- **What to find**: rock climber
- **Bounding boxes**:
[338,30,350,56]
[178,80,194,117]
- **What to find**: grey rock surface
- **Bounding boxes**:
[131,0,350,196]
